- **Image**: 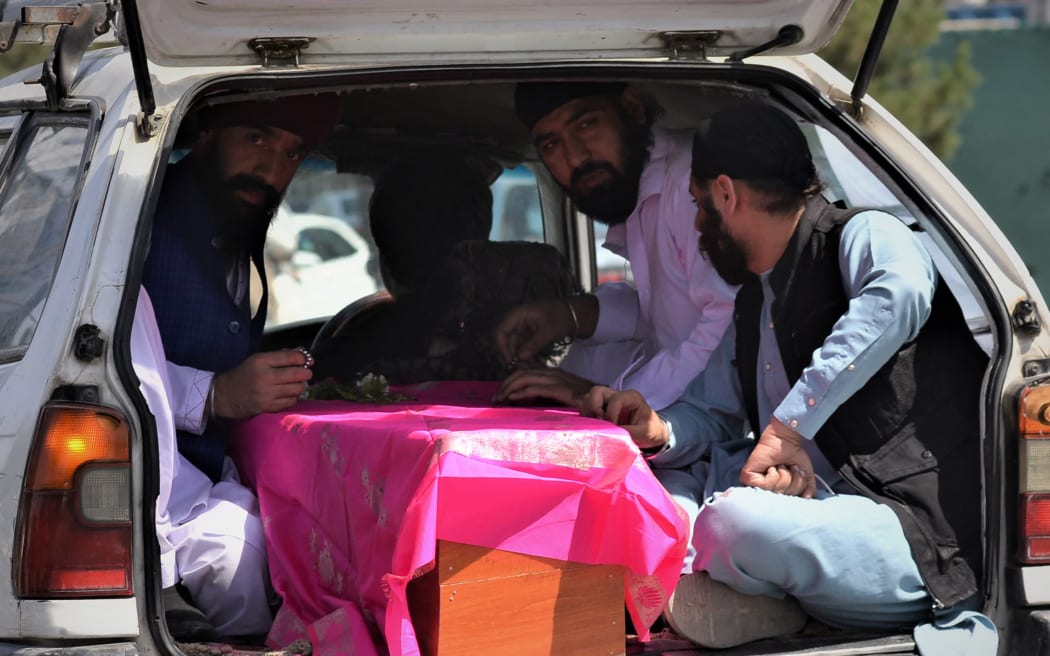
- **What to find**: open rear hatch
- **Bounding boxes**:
[129,0,854,66]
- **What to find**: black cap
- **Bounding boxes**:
[514,82,627,130]
[691,102,816,195]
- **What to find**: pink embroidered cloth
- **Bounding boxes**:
[230,381,688,655]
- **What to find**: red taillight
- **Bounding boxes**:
[1022,494,1050,561]
[14,403,133,597]
[1019,384,1050,563]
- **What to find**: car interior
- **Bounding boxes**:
[240,74,992,356]
[156,69,999,652]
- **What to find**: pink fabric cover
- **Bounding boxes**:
[231,381,687,655]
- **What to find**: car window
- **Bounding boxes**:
[299,227,357,260]
[805,124,915,222]
[491,167,544,242]
[0,116,90,360]
[592,220,633,285]
[283,161,379,275]
[490,165,634,287]
[301,187,370,234]
[266,162,382,326]
[266,159,634,327]
[805,123,989,348]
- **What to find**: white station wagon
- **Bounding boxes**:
[0,1,1048,655]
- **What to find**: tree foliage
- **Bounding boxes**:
[0,44,50,81]
[820,0,980,160]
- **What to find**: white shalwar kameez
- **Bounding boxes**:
[131,288,273,636]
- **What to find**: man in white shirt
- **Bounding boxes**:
[494,83,735,412]
[140,95,339,639]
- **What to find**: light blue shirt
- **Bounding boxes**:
[652,209,936,473]
[647,208,996,654]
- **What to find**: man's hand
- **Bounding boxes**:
[495,300,573,364]
[580,387,669,452]
[739,417,817,498]
[494,367,595,408]
[212,349,313,419]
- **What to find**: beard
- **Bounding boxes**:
[568,119,651,226]
[697,196,752,286]
[196,150,281,253]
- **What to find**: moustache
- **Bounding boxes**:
[225,174,280,207]
[570,161,618,188]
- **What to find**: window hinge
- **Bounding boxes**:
[660,31,720,61]
[247,37,314,68]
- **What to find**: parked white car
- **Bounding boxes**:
[0,1,1048,654]
[266,205,378,326]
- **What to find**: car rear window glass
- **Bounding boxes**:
[806,124,915,222]
[270,161,580,327]
[491,166,543,242]
[805,123,989,349]
[0,117,89,360]
[592,220,633,285]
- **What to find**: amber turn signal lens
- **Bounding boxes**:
[27,405,128,491]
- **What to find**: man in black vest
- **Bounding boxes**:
[581,103,996,652]
[141,94,339,640]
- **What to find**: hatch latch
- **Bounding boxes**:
[248,37,314,68]
[661,31,720,61]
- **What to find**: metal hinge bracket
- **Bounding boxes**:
[0,22,18,52]
[136,109,164,139]
[660,31,720,61]
[248,37,314,68]
[19,3,115,110]
[1013,298,1041,333]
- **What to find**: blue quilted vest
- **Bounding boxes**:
[143,159,268,481]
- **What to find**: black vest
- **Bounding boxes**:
[143,159,268,481]
[734,197,986,608]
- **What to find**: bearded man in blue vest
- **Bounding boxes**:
[141,93,339,640]
[581,103,997,654]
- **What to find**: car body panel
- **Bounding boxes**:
[133,0,855,67]
[0,54,153,638]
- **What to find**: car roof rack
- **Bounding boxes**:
[0,2,116,111]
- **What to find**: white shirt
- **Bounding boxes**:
[131,289,221,587]
[584,127,736,410]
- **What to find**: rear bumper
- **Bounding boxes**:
[0,643,137,655]
[1010,609,1050,656]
